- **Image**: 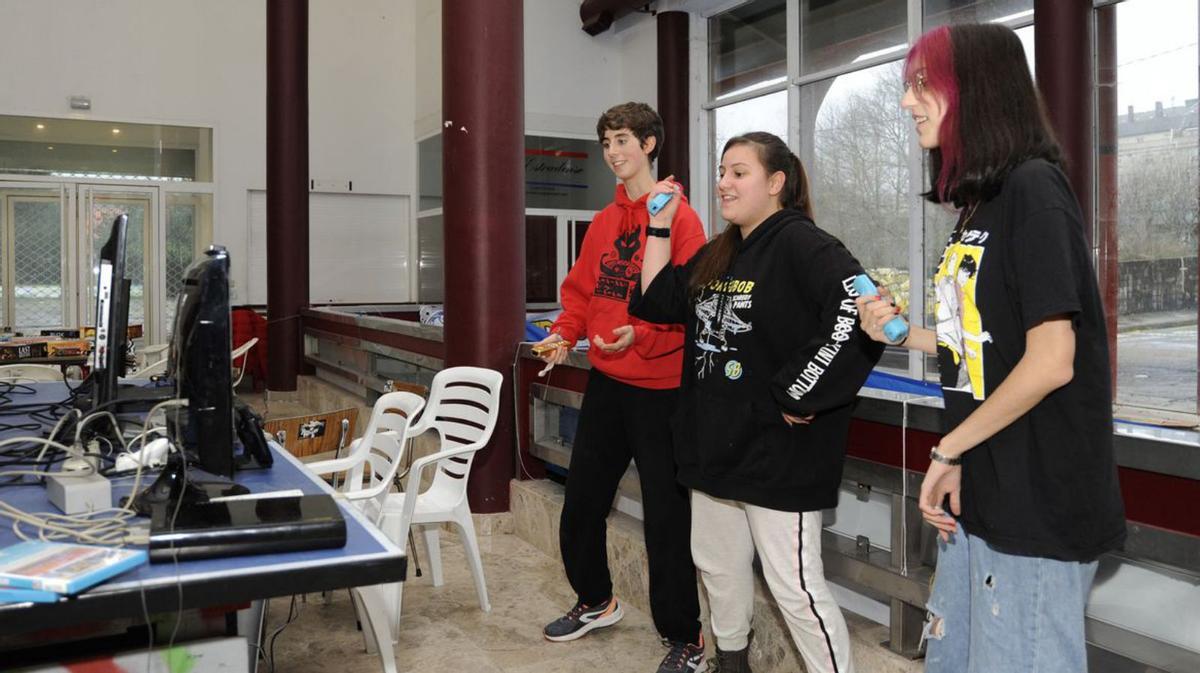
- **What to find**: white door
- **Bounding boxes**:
[78,185,161,343]
[0,182,72,332]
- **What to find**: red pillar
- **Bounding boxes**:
[442,0,525,513]
[1096,6,1120,394]
[266,0,309,393]
[1035,0,1094,244]
[657,11,690,192]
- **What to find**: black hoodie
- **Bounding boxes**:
[631,209,884,512]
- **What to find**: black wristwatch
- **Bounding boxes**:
[646,226,671,238]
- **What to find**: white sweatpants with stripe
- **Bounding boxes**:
[691,490,855,673]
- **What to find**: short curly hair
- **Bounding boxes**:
[595,102,664,163]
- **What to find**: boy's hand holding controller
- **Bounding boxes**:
[532,332,570,377]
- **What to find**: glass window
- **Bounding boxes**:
[800,0,907,76]
[417,215,444,303]
[712,89,788,226]
[1097,0,1199,415]
[89,197,148,328]
[923,0,1032,28]
[709,0,787,99]
[802,61,910,371]
[418,134,443,212]
[525,136,615,212]
[0,115,211,182]
[714,90,789,158]
[164,192,213,332]
[526,215,557,304]
[8,196,63,332]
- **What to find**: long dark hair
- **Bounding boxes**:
[906,24,1063,206]
[689,132,813,292]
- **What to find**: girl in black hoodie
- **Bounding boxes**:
[632,132,882,673]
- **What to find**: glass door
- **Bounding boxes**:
[0,183,71,333]
[78,185,159,343]
[526,209,596,306]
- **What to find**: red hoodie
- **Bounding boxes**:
[551,183,706,389]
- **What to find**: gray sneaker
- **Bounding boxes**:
[543,597,624,642]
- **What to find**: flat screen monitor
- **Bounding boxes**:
[90,214,130,410]
[168,244,234,478]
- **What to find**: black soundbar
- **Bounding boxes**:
[148,493,347,562]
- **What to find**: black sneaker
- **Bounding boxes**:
[658,635,706,672]
[707,631,752,673]
[543,597,624,642]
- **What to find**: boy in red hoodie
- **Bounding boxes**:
[536,103,708,673]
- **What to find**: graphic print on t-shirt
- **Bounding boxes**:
[594,227,643,302]
[935,236,991,400]
[693,278,755,379]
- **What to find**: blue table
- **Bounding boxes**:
[0,383,405,636]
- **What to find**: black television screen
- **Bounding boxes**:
[168,244,234,478]
[90,214,129,409]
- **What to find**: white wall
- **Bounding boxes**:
[0,0,417,304]
[523,0,659,138]
[310,0,415,196]
[413,0,659,140]
[414,0,443,139]
[0,0,657,305]
[0,0,266,301]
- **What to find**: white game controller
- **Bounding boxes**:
[114,437,172,472]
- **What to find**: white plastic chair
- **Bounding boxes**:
[306,390,425,673]
[379,366,503,633]
[128,358,168,379]
[0,364,63,383]
[128,338,257,383]
[231,336,259,387]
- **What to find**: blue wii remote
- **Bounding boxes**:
[647,191,673,216]
[852,274,909,344]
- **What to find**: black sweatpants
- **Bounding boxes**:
[559,369,701,644]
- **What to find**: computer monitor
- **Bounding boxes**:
[168,244,234,478]
[126,245,250,516]
[90,214,130,409]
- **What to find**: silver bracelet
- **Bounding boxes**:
[929,447,962,466]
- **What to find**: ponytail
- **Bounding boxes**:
[786,153,814,218]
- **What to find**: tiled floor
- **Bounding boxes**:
[263,532,673,673]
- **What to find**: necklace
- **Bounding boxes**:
[953,202,980,236]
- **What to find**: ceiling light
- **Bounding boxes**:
[112,128,121,134]
[36,123,45,130]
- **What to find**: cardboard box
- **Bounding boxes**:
[80,324,143,340]
[0,339,48,362]
[38,329,81,339]
[45,340,90,357]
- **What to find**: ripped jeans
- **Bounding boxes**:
[923,524,1098,673]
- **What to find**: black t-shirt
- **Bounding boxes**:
[935,159,1126,562]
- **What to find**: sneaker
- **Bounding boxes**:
[657,635,706,673]
[707,631,752,673]
[543,596,624,642]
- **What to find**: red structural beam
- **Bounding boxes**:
[442,0,526,514]
[266,0,310,393]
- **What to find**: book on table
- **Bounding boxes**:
[0,541,147,595]
[0,586,61,604]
